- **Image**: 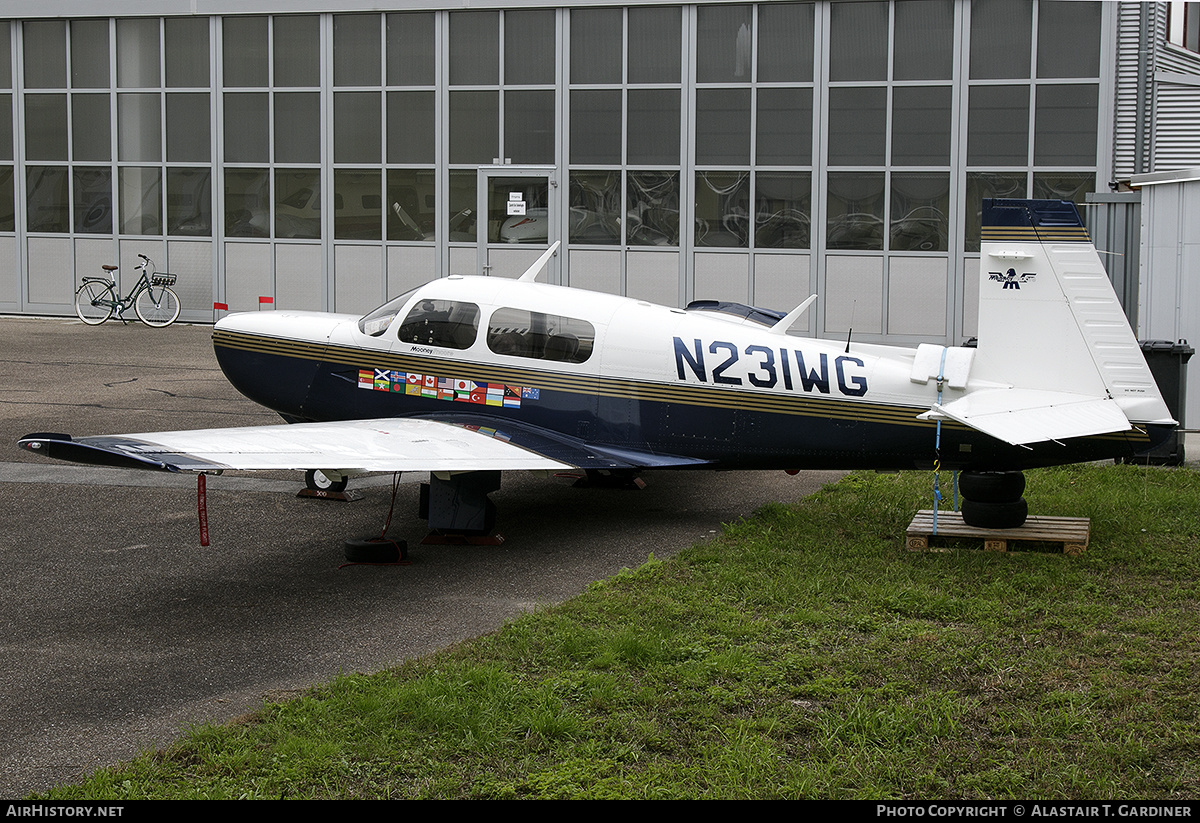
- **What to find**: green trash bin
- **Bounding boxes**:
[1127,340,1194,466]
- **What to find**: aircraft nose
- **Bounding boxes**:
[213,311,343,419]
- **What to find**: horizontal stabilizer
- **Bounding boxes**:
[919,389,1131,446]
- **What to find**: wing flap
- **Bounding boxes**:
[919,389,1131,446]
[20,419,574,474]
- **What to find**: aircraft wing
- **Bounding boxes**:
[18,416,712,474]
[919,389,1132,446]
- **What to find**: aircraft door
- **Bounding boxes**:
[477,167,559,282]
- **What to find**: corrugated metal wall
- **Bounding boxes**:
[1085,192,1142,328]
[1138,178,1200,429]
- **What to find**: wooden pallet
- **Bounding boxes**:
[905,510,1090,555]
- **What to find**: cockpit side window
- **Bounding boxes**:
[397,299,481,349]
[486,307,595,364]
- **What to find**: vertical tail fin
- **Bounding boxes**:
[973,199,1172,426]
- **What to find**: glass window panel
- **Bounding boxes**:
[505,9,555,85]
[166,167,212,236]
[628,6,681,83]
[23,21,67,89]
[894,0,954,81]
[892,86,951,165]
[388,168,435,241]
[387,91,434,164]
[827,172,885,250]
[274,16,320,88]
[166,93,210,162]
[275,92,321,164]
[486,307,593,362]
[224,92,268,163]
[223,17,268,88]
[758,3,814,82]
[697,4,753,83]
[1034,84,1098,165]
[0,95,11,161]
[447,170,477,241]
[25,95,68,161]
[695,172,750,248]
[386,12,435,86]
[0,24,10,88]
[117,18,159,88]
[166,17,209,88]
[696,88,750,166]
[829,1,888,82]
[73,167,112,234]
[1038,1,1101,78]
[505,89,554,164]
[334,14,381,87]
[334,92,381,164]
[118,166,162,235]
[276,169,320,239]
[569,171,621,244]
[487,176,548,244]
[334,169,382,240]
[1032,172,1094,205]
[27,166,69,233]
[0,167,14,231]
[890,172,950,251]
[118,93,161,162]
[970,0,1032,79]
[570,8,622,85]
[827,87,886,166]
[450,11,499,86]
[627,171,679,246]
[755,172,811,249]
[71,20,110,89]
[967,85,1030,166]
[756,88,812,165]
[224,169,269,238]
[627,89,680,165]
[402,300,481,349]
[964,171,1026,252]
[449,90,498,165]
[570,90,622,165]
[72,95,111,162]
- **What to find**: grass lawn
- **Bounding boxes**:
[39,464,1200,799]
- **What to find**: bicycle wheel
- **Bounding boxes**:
[135,286,181,327]
[75,281,115,325]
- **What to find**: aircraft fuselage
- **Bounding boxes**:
[212,274,1167,474]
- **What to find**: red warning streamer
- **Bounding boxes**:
[198,473,209,547]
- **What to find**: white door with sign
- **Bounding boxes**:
[477,167,558,281]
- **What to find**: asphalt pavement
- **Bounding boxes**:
[0,315,843,797]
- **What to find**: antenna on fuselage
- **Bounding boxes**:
[767,294,817,335]
[517,240,562,283]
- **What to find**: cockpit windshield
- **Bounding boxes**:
[358,287,419,336]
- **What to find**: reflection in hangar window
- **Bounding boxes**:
[397,299,480,349]
[487,307,595,364]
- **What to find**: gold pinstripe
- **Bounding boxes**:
[981,226,1091,243]
[212,329,1151,443]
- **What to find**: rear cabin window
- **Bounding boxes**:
[396,299,480,349]
[486,307,595,364]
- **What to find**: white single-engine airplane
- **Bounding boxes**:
[20,199,1175,538]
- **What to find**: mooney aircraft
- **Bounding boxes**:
[20,199,1175,539]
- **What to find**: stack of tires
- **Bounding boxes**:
[959,470,1027,529]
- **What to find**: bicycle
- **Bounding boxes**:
[75,254,181,328]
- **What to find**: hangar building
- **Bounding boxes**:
[1,1,1198,421]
